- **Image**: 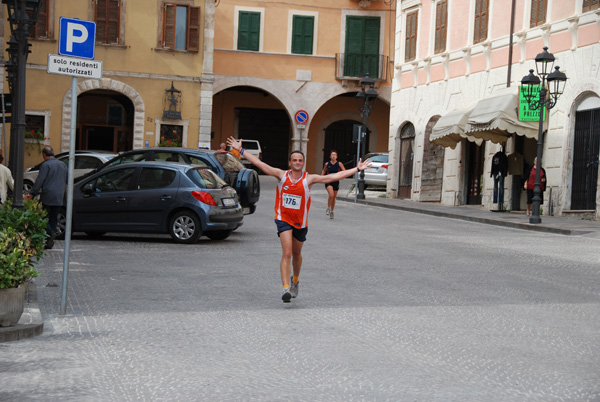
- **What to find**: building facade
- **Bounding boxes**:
[390,0,600,219]
[212,0,396,173]
[1,0,215,170]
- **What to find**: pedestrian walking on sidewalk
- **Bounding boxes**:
[24,146,67,249]
[227,136,371,303]
[0,149,14,204]
[524,157,546,217]
[321,150,346,219]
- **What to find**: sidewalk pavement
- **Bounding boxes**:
[3,181,598,343]
[338,184,600,238]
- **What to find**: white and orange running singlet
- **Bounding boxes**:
[275,170,311,229]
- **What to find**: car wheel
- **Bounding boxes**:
[168,210,202,244]
[205,230,232,241]
[23,180,33,193]
[55,208,66,240]
[85,231,106,237]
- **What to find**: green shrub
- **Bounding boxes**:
[0,199,47,288]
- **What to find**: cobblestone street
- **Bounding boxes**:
[1,177,599,401]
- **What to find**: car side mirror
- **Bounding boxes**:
[82,182,94,194]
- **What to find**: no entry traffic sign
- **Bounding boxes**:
[295,110,309,125]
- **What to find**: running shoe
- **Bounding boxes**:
[282,289,292,303]
[330,210,334,219]
[290,276,299,298]
[326,207,330,216]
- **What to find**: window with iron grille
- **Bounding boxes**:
[30,0,50,39]
[405,11,418,62]
[434,0,447,54]
[530,0,547,28]
[238,11,260,51]
[473,0,489,44]
[162,4,201,51]
[291,15,314,55]
[583,0,600,12]
[95,0,121,44]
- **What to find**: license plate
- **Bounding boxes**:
[242,207,250,214]
[222,198,236,207]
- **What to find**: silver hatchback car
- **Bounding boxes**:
[363,152,389,187]
[23,150,118,192]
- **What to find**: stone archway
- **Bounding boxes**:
[60,78,145,152]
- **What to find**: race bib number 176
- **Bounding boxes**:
[282,193,302,210]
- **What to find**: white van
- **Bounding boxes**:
[240,140,262,166]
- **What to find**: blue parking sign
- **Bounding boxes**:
[58,17,96,60]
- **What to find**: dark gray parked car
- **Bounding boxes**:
[61,161,243,243]
[80,148,260,214]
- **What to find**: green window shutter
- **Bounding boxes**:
[344,16,380,77]
[292,15,314,55]
[238,11,260,51]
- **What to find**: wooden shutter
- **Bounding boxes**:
[473,0,489,44]
[405,11,418,62]
[96,0,120,44]
[187,7,200,52]
[530,0,547,27]
[163,4,176,48]
[238,11,260,51]
[31,0,49,39]
[291,16,314,55]
[583,0,600,11]
[434,1,447,54]
[344,16,380,77]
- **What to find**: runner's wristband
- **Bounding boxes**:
[241,148,245,156]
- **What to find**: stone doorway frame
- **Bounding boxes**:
[60,78,145,152]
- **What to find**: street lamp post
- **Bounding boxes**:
[521,47,567,224]
[355,74,378,200]
[3,0,42,208]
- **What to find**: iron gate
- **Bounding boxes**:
[571,108,600,210]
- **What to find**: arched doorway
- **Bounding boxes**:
[323,119,367,169]
[77,90,134,152]
[398,123,415,199]
[212,86,291,169]
[571,100,600,210]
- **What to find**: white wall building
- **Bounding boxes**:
[389,0,600,219]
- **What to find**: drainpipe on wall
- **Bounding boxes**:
[507,0,517,87]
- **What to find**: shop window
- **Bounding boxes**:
[162,4,200,52]
[434,0,448,54]
[25,114,46,142]
[159,124,183,148]
[405,11,418,62]
[473,0,489,44]
[530,0,547,28]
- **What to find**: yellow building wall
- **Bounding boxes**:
[3,0,208,170]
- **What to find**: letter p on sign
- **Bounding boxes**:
[66,23,88,52]
[58,17,96,60]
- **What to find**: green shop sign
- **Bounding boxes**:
[519,86,546,122]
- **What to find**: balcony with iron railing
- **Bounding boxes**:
[335,53,389,82]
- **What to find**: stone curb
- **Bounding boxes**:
[338,196,579,236]
[0,282,44,343]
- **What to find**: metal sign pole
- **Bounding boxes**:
[354,128,362,203]
[60,76,77,315]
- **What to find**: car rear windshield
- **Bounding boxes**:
[242,140,259,150]
[366,154,388,163]
[213,152,245,173]
[186,167,228,189]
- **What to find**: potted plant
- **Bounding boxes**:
[0,199,46,327]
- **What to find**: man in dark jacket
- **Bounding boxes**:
[24,146,67,249]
